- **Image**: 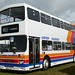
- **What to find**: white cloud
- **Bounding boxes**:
[58,9,75,23]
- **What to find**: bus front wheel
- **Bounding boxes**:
[43,57,49,70]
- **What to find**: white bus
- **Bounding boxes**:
[0,3,75,71]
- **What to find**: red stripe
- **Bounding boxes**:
[50,55,73,59]
[1,59,19,63]
[40,58,43,61]
[0,55,73,64]
[24,58,44,63]
[24,60,29,63]
[0,58,43,64]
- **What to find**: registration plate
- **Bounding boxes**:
[6,67,13,70]
[0,66,4,69]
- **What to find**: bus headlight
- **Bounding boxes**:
[19,60,24,64]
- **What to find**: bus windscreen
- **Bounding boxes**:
[0,35,27,52]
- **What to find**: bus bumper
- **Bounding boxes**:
[0,66,28,71]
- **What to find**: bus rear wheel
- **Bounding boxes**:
[43,57,49,70]
[73,55,75,62]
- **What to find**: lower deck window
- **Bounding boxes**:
[53,42,61,50]
[72,43,75,50]
[65,43,71,50]
[42,40,52,51]
[42,40,72,51]
[62,42,65,50]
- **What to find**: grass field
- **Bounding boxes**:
[0,62,75,75]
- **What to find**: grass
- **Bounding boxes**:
[0,62,75,75]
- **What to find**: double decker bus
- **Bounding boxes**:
[0,3,75,71]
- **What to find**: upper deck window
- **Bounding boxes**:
[60,21,64,29]
[52,17,60,28]
[41,13,51,25]
[27,7,40,22]
[64,22,70,31]
[0,6,25,24]
[71,25,75,32]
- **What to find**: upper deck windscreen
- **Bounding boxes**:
[0,6,25,24]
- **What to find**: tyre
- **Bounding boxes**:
[73,55,75,62]
[43,57,50,70]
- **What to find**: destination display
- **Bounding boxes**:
[1,24,19,34]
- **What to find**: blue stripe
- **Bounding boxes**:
[8,55,17,56]
[51,57,73,62]
[1,55,7,56]
[0,61,43,67]
[1,55,17,56]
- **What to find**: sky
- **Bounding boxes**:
[0,0,75,24]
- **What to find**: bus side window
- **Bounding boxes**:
[71,25,75,32]
[53,41,61,50]
[41,13,51,25]
[27,7,40,22]
[58,42,61,50]
[64,22,70,31]
[53,42,58,50]
[65,43,71,50]
[62,42,65,50]
[72,43,75,50]
[52,17,60,28]
[42,40,52,51]
[60,21,64,29]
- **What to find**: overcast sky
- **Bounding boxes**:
[0,0,75,24]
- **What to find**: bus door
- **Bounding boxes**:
[29,37,40,68]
